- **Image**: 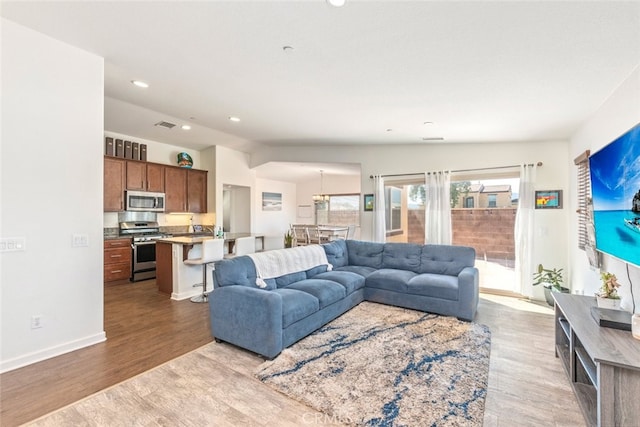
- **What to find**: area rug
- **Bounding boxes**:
[256,302,491,427]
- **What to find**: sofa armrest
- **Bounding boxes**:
[457,266,479,321]
[210,286,283,358]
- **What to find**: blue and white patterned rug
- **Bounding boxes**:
[256,302,491,426]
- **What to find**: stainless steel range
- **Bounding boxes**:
[118,212,171,282]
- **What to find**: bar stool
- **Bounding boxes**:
[225,235,256,258]
[184,238,225,303]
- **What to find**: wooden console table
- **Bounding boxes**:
[553,293,640,426]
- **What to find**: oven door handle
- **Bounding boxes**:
[133,241,157,246]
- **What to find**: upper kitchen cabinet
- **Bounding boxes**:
[104,157,126,211]
[104,156,207,213]
[126,160,165,192]
[164,166,187,212]
[163,166,208,213]
[187,169,207,213]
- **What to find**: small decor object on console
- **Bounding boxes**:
[596,271,621,309]
[177,152,193,168]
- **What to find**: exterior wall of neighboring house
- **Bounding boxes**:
[456,184,512,208]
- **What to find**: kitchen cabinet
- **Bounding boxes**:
[164,166,207,213]
[126,160,146,190]
[104,157,126,211]
[164,166,188,212]
[145,163,165,192]
[104,238,132,283]
[104,156,206,213]
[126,160,165,192]
[187,169,207,213]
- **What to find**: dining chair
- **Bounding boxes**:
[291,225,309,246]
[307,226,328,245]
[346,224,356,239]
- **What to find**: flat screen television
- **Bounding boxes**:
[589,123,640,267]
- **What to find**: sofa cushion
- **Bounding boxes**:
[334,265,377,278]
[346,240,384,268]
[312,271,366,295]
[419,245,476,276]
[273,288,320,328]
[365,269,417,293]
[214,256,254,287]
[306,264,329,278]
[322,240,348,268]
[382,243,423,272]
[407,273,459,301]
[284,279,347,309]
[275,271,307,288]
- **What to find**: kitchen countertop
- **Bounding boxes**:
[157,232,259,245]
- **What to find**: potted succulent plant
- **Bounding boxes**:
[284,230,293,248]
[533,264,569,306]
[596,271,621,309]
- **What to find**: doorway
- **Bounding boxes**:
[222,185,251,233]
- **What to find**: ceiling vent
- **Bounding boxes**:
[154,120,176,129]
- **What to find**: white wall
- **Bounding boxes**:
[569,66,640,313]
[252,140,570,300]
[1,19,105,372]
[255,178,297,236]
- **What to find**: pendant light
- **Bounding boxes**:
[312,170,330,203]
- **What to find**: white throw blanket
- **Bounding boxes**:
[247,245,333,288]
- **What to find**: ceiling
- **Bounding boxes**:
[2,1,639,180]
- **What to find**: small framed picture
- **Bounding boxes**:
[364,194,374,211]
[535,190,563,209]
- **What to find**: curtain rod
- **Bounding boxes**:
[369,162,543,179]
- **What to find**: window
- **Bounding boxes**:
[385,186,402,231]
[315,194,360,226]
[464,197,474,208]
[488,194,497,207]
[574,150,591,250]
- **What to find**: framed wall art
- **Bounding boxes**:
[535,190,563,209]
[364,194,374,211]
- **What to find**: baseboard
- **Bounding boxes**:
[0,331,106,373]
[171,289,201,301]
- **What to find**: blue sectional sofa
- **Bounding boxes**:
[210,239,478,359]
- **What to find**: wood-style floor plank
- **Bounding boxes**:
[1,283,585,426]
[0,280,212,426]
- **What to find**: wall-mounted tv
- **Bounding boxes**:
[589,123,640,267]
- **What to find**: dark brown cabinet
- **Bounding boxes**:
[164,166,188,212]
[163,166,208,213]
[104,238,132,283]
[146,163,165,192]
[187,169,207,213]
[104,156,207,213]
[104,157,126,212]
[125,160,146,190]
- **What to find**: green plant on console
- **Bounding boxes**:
[284,230,293,248]
[533,264,569,306]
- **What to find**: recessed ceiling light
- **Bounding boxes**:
[423,121,434,125]
[386,128,393,132]
[327,0,346,7]
[229,116,241,122]
[181,125,191,130]
[131,80,149,88]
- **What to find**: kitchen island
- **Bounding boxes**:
[155,233,264,300]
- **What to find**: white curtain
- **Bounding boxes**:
[372,174,386,242]
[425,171,452,244]
[514,164,537,296]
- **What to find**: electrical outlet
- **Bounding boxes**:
[0,237,26,252]
[31,315,43,329]
[72,234,89,247]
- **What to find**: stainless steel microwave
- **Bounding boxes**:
[126,190,166,212]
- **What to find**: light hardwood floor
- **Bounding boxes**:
[1,281,585,426]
